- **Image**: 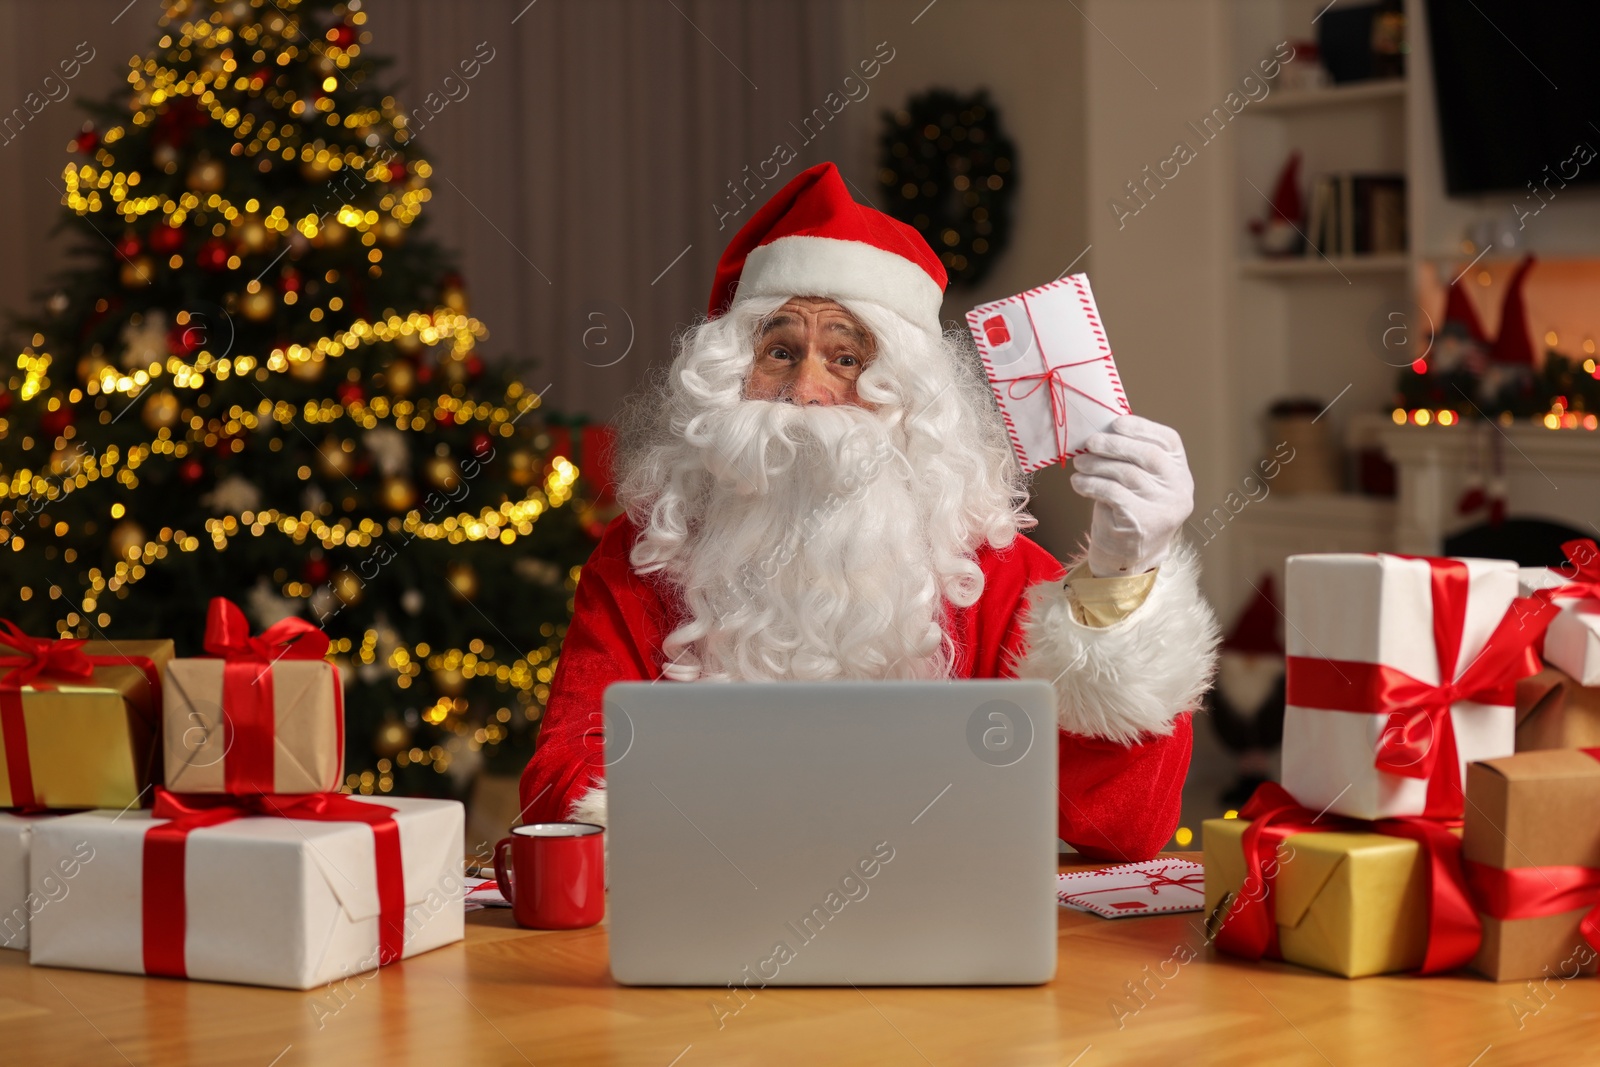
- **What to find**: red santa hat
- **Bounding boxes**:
[707,161,947,330]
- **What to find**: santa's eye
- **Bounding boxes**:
[767,345,793,361]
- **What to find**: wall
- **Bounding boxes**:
[843,0,1092,557]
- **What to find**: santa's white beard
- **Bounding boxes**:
[655,401,948,681]
[617,296,1029,684]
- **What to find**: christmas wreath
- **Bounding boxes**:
[877,88,1017,288]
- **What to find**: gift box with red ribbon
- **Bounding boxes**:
[1281,554,1556,820]
[26,788,464,989]
[164,598,343,795]
[1204,782,1481,978]
[1463,749,1600,982]
[1518,538,1600,686]
[0,813,67,951]
[1515,667,1600,751]
[0,623,172,811]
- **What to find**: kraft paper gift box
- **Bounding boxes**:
[0,636,173,810]
[164,657,343,794]
[1462,750,1600,982]
[1203,816,1430,978]
[1281,554,1530,820]
[27,795,464,990]
[1518,565,1600,686]
[1515,668,1600,751]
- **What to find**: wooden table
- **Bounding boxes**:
[3,854,1594,1066]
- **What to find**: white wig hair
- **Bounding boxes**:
[612,295,1033,682]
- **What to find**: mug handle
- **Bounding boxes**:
[493,836,518,905]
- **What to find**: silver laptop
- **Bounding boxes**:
[604,680,1059,986]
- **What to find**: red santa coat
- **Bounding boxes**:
[520,516,1218,862]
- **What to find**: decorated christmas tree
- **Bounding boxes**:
[0,0,607,797]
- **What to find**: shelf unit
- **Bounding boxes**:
[1251,77,1407,114]
[1239,253,1410,279]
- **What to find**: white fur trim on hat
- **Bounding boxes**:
[569,782,608,828]
[1011,541,1221,744]
[732,234,945,329]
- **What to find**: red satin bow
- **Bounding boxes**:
[0,621,159,810]
[1212,781,1482,975]
[1548,539,1600,601]
[1286,557,1557,817]
[202,598,334,793]
[142,786,405,978]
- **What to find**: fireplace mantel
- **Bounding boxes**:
[1370,415,1600,554]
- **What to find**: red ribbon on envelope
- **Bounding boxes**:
[0,620,160,810]
[1065,864,1205,898]
[1285,557,1557,818]
[141,786,405,978]
[993,356,1125,467]
[1462,747,1600,955]
[203,598,339,794]
[1213,781,1482,974]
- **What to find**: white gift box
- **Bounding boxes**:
[1281,554,1519,820]
[1518,566,1600,685]
[0,813,66,951]
[27,796,464,989]
[966,273,1130,472]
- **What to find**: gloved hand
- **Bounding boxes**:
[1070,415,1195,578]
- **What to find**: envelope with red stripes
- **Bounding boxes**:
[966,273,1131,472]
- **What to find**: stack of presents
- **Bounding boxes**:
[1206,541,1600,981]
[0,598,463,989]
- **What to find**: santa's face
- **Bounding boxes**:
[743,297,878,408]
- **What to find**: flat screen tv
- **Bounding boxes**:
[1426,0,1600,196]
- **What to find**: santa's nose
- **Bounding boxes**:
[786,359,838,406]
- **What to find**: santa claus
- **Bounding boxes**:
[520,162,1219,861]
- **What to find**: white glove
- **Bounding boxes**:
[1070,415,1195,578]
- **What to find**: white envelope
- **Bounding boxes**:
[27,796,464,989]
[1057,859,1205,918]
[967,273,1131,471]
[1281,554,1518,819]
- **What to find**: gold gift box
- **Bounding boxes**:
[0,639,173,810]
[1204,816,1430,978]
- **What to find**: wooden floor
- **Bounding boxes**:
[2,853,1593,1066]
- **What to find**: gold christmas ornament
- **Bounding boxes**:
[380,475,418,512]
[442,283,468,313]
[120,255,156,288]
[507,449,536,487]
[109,519,147,561]
[423,453,459,491]
[394,330,422,355]
[374,720,411,758]
[385,359,416,396]
[289,354,325,382]
[142,390,181,431]
[300,157,332,182]
[432,665,466,697]
[332,569,364,606]
[317,436,354,478]
[445,561,479,600]
[378,217,404,244]
[439,357,468,386]
[78,351,111,385]
[319,220,348,247]
[238,216,273,253]
[187,158,225,194]
[240,287,276,322]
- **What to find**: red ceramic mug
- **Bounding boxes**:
[494,822,606,929]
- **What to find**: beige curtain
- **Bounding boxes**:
[0,0,853,418]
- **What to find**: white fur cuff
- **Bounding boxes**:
[1012,541,1220,744]
[569,782,609,828]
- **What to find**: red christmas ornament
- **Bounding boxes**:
[415,362,433,385]
[470,431,493,457]
[386,159,407,183]
[0,389,12,416]
[278,267,302,294]
[213,435,236,457]
[304,557,331,585]
[465,355,484,380]
[179,458,205,483]
[336,381,365,405]
[71,126,98,154]
[327,22,358,48]
[116,232,142,259]
[39,401,74,438]
[167,323,202,358]
[149,223,184,255]
[198,237,231,272]
[435,408,455,427]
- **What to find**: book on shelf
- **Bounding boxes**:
[1304,173,1406,258]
